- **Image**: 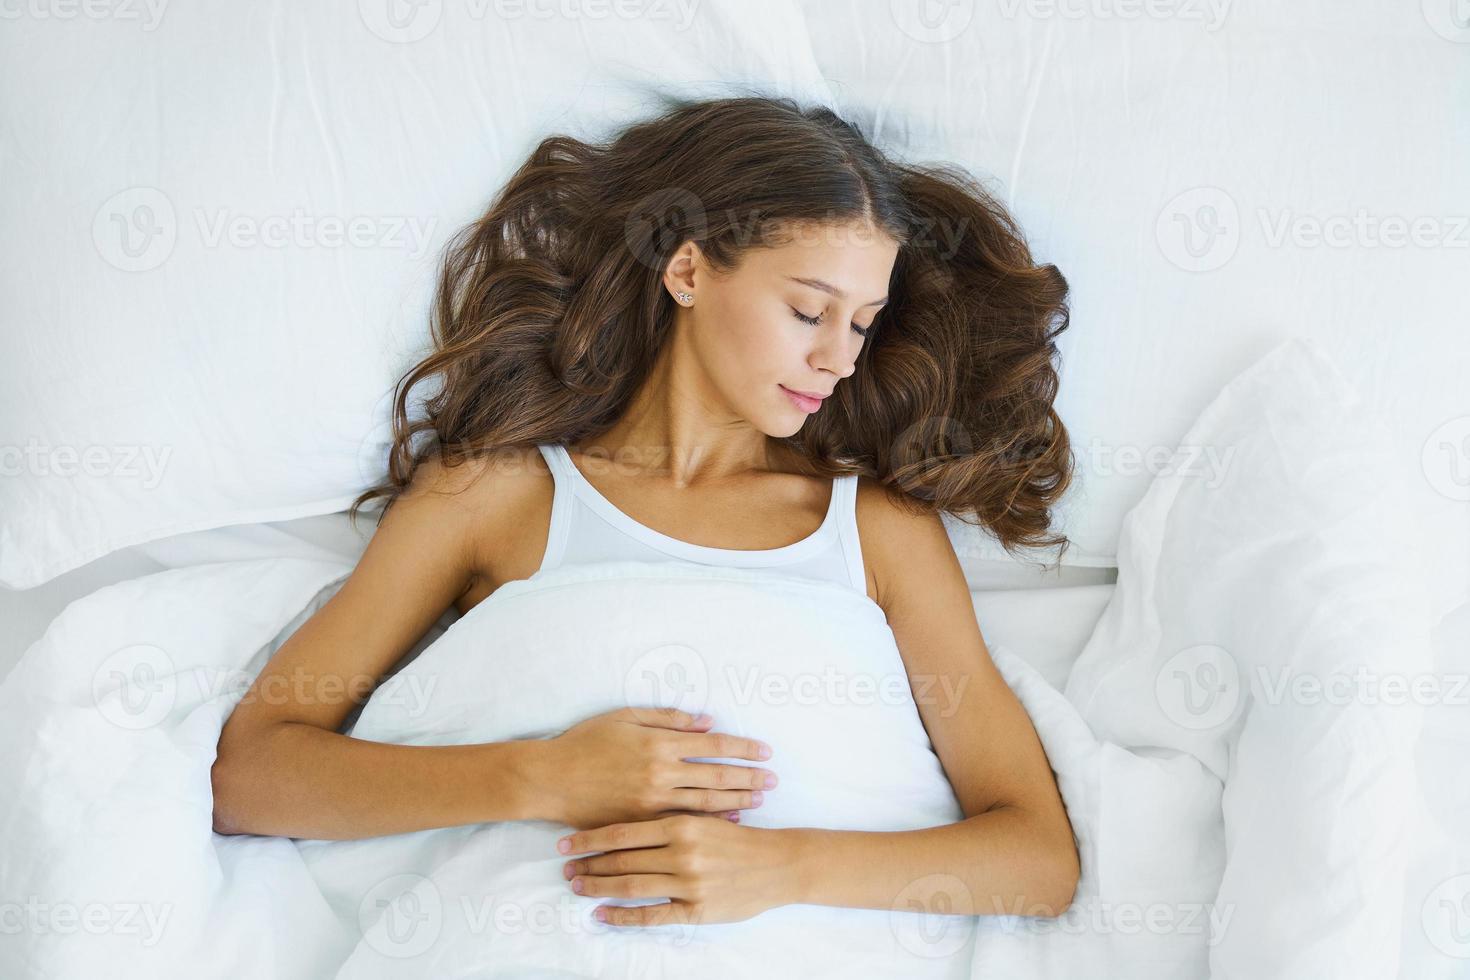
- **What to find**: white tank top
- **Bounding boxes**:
[535,443,868,596]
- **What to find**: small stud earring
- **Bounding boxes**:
[675,291,693,304]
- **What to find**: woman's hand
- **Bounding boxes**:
[534,707,778,830]
[556,813,799,927]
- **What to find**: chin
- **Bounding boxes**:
[754,409,806,439]
[750,388,813,437]
[782,412,814,436]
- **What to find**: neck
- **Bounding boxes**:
[569,344,795,488]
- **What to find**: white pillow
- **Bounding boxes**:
[1063,337,1433,979]
[0,1,833,589]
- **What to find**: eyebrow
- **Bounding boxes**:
[786,276,888,307]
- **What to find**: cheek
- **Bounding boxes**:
[709,306,790,375]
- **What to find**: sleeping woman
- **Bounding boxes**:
[211,94,1080,930]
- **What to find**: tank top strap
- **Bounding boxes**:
[534,443,572,575]
[834,473,867,596]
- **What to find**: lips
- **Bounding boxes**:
[780,385,829,413]
[782,386,831,400]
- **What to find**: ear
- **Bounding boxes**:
[662,240,701,302]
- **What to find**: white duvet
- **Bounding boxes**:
[323,560,990,978]
[0,556,1130,980]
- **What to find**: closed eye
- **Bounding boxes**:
[792,308,870,338]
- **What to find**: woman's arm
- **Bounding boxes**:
[777,808,1074,917]
[781,479,1081,916]
[558,808,1073,925]
[212,450,537,840]
[214,725,551,840]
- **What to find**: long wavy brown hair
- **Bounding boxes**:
[350,94,1073,563]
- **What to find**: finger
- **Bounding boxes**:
[654,808,741,823]
[597,900,700,929]
[565,846,669,878]
[674,761,777,792]
[677,730,773,763]
[573,873,681,900]
[666,788,763,814]
[620,705,713,731]
[558,818,674,856]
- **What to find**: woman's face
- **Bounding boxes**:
[671,222,899,437]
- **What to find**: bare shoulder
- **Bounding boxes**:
[400,444,557,603]
[853,474,965,611]
[399,444,540,500]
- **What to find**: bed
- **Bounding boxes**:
[3,337,1460,978]
[1,1,1464,977]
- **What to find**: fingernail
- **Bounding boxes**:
[594,907,607,922]
[751,790,764,806]
[557,838,571,854]
[727,811,740,822]
[563,863,574,879]
[572,877,584,894]
[763,772,777,789]
[758,743,772,759]
[694,713,712,725]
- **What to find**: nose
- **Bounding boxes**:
[811,353,857,382]
[810,329,859,380]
